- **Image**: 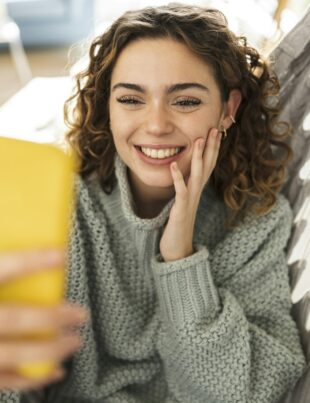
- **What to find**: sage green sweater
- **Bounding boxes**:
[1,153,307,402]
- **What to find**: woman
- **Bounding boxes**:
[0,3,307,402]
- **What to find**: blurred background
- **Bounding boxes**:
[0,0,309,143]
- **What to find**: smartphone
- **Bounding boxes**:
[0,136,78,379]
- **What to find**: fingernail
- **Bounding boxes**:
[199,139,205,148]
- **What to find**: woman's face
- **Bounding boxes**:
[109,37,225,194]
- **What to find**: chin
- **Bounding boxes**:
[141,175,174,188]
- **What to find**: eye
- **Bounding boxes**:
[116,96,142,105]
[173,98,202,108]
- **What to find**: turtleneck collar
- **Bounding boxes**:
[114,153,175,231]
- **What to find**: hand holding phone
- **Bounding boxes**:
[0,248,89,392]
[0,137,82,382]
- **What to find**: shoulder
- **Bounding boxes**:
[241,193,293,237]
[210,193,294,285]
[227,193,294,262]
[197,185,293,251]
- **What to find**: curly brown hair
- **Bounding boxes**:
[64,2,293,229]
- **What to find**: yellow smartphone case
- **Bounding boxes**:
[0,136,78,379]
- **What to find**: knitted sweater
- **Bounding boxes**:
[1,153,307,403]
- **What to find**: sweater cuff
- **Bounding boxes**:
[151,244,221,326]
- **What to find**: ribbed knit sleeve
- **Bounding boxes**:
[150,195,307,403]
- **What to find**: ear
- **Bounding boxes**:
[222,89,242,129]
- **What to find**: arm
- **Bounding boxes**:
[151,195,307,403]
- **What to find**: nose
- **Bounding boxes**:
[143,102,174,136]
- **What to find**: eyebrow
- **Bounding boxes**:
[111,82,210,94]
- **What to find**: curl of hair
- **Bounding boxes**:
[64,2,293,228]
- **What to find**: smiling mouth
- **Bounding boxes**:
[135,145,186,151]
[135,145,186,157]
[134,145,188,167]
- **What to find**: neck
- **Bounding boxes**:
[127,169,175,219]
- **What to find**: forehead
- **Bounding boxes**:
[111,38,216,87]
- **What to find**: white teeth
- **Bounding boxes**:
[141,147,181,159]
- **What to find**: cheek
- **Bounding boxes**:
[110,111,137,137]
[112,131,129,151]
[181,109,216,135]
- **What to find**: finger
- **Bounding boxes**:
[212,130,222,169]
[210,129,222,168]
[190,137,206,186]
[0,334,82,368]
[170,162,188,202]
[0,249,65,283]
[170,162,189,216]
[0,304,89,336]
[0,366,66,392]
[203,128,220,173]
